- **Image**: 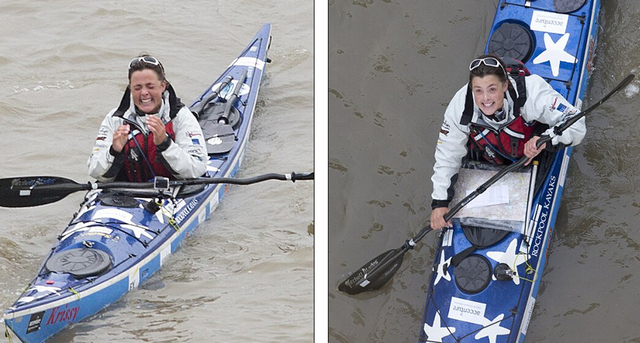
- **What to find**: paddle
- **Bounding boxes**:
[0,172,313,208]
[191,75,234,117]
[338,74,635,295]
[220,69,248,125]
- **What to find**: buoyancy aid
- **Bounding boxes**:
[467,116,539,164]
[113,85,184,182]
[461,58,542,165]
[119,122,177,182]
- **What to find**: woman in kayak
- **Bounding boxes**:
[429,54,586,230]
[88,55,207,182]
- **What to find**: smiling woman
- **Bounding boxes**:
[429,52,587,230]
[87,54,208,183]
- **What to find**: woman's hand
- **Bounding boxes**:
[147,116,168,145]
[524,136,546,166]
[112,124,130,152]
[430,207,451,230]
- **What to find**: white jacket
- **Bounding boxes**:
[431,74,586,205]
[88,89,207,182]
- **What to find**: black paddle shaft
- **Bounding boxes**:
[0,172,314,208]
[338,74,635,295]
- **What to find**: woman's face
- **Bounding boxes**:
[130,69,167,114]
[471,74,508,116]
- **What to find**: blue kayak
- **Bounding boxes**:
[420,1,600,342]
[4,23,272,343]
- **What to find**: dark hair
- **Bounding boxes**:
[468,53,509,86]
[128,54,167,83]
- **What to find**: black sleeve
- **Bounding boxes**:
[102,145,125,179]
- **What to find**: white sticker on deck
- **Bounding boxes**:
[448,297,487,325]
[92,208,134,223]
[530,10,569,35]
[232,57,265,70]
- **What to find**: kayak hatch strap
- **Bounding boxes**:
[68,287,81,301]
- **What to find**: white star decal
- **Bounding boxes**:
[423,311,455,342]
[120,224,154,239]
[32,285,61,294]
[533,32,576,77]
[155,209,165,223]
[433,250,452,286]
[75,203,97,219]
[474,314,511,343]
[17,285,62,304]
[60,222,97,241]
[486,239,528,285]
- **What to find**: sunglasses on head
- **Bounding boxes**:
[469,57,507,78]
[128,56,164,72]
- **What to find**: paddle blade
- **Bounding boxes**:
[338,247,408,295]
[0,176,85,208]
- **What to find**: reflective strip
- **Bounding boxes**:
[504,127,525,139]
[473,129,492,141]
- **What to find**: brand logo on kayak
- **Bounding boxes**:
[530,11,568,35]
[448,297,486,325]
[531,175,556,257]
[175,199,198,223]
[27,311,45,333]
[45,304,80,326]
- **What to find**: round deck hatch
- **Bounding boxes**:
[488,22,533,63]
[100,193,139,207]
[454,254,491,294]
[46,248,112,278]
[554,0,587,13]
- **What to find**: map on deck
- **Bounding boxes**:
[451,167,532,233]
